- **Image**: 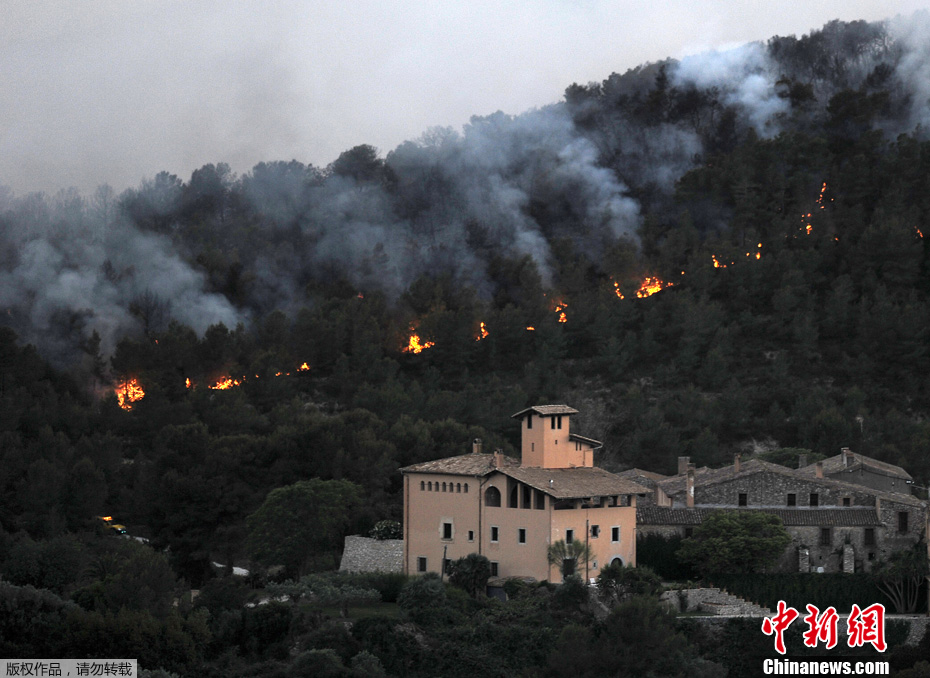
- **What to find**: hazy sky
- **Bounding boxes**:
[3,0,930,195]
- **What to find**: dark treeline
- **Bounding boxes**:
[3,16,930,676]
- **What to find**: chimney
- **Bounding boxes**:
[815,461,823,479]
[875,496,881,520]
[798,453,808,469]
[842,448,853,467]
[493,449,504,468]
[734,453,742,474]
[678,456,691,476]
[472,438,483,455]
[686,468,695,508]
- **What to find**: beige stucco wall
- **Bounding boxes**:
[404,470,638,581]
[519,413,591,469]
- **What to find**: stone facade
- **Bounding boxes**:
[637,455,928,574]
[339,535,403,573]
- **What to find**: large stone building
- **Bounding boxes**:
[628,450,928,573]
[400,405,648,581]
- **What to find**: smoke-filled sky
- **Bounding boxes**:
[3,0,930,196]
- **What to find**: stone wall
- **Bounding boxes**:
[694,471,875,508]
[339,536,403,573]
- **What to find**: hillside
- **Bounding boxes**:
[2,16,930,673]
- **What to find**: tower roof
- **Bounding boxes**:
[511,405,579,419]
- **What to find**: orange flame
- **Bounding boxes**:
[712,255,726,269]
[526,326,535,331]
[209,376,244,390]
[298,362,310,371]
[635,277,673,298]
[476,321,489,341]
[115,378,145,410]
[185,378,192,389]
[404,326,434,354]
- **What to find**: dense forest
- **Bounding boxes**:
[4,16,930,676]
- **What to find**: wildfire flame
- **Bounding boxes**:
[298,362,310,371]
[615,276,675,298]
[115,378,145,410]
[404,326,435,354]
[209,376,244,390]
[185,378,192,389]
[476,321,489,341]
[635,277,672,298]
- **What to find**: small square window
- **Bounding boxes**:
[787,493,796,507]
[518,528,526,544]
[843,497,851,507]
[491,526,499,542]
[565,529,574,544]
[417,557,427,573]
[684,527,694,538]
[590,525,600,538]
[738,493,747,506]
[611,526,620,542]
[810,493,819,507]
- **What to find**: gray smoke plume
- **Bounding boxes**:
[0,188,243,369]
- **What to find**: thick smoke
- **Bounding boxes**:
[6,15,930,371]
[0,189,243,369]
[243,104,641,302]
[672,43,789,135]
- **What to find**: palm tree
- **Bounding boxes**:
[546,539,595,581]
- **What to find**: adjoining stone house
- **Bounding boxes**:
[400,405,649,582]
[627,451,928,573]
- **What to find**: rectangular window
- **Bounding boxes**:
[899,511,909,533]
[490,561,499,577]
[566,529,574,544]
[522,485,532,509]
[787,493,796,507]
[491,526,499,543]
[534,490,546,510]
[417,557,427,573]
[820,528,831,546]
[843,497,851,507]
[611,526,620,543]
[527,414,532,429]
[684,527,694,538]
[442,558,451,574]
[864,528,875,546]
[518,528,526,544]
[590,525,600,538]
[551,416,556,430]
[442,522,453,540]
[738,493,748,506]
[467,530,474,542]
[810,493,819,507]
[557,415,563,429]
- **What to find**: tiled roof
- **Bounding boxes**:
[638,506,883,527]
[511,404,579,418]
[617,468,668,490]
[798,453,912,481]
[399,453,519,476]
[569,433,603,448]
[501,466,650,499]
[657,459,926,508]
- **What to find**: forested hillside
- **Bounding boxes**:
[3,16,930,675]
